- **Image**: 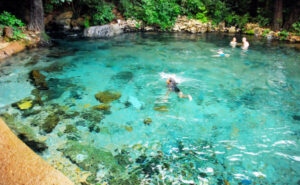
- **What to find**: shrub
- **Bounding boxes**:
[278,30,289,40]
[245,30,254,35]
[91,1,115,25]
[120,0,180,30]
[291,21,300,33]
[262,28,270,37]
[0,11,25,40]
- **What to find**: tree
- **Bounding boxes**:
[28,0,44,31]
[273,0,283,30]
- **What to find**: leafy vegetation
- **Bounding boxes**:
[84,0,115,25]
[120,0,180,30]
[0,11,25,40]
[278,30,289,40]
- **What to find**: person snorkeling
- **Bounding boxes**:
[213,50,230,57]
[166,77,192,101]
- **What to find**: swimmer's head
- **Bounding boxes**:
[217,50,224,54]
[242,37,247,42]
[232,37,236,42]
[166,77,176,84]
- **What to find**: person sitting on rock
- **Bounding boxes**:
[230,37,237,48]
[241,37,249,50]
[166,77,192,101]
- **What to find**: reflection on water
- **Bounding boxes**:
[0,33,300,184]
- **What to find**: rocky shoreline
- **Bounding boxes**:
[1,11,300,62]
[0,31,40,61]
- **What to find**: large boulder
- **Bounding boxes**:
[53,11,73,30]
[228,26,236,33]
[84,24,123,38]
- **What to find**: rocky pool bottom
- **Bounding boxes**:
[0,33,300,184]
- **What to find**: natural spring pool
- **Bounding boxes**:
[0,33,299,184]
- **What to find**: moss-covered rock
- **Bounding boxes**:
[92,104,111,111]
[12,97,34,110]
[62,141,118,174]
[31,88,43,105]
[41,113,60,133]
[80,109,103,123]
[64,124,78,133]
[143,118,152,125]
[29,70,49,90]
[0,113,47,152]
[153,105,168,112]
[95,91,121,104]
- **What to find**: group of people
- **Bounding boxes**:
[230,37,249,50]
[165,37,250,101]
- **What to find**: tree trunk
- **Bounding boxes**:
[273,0,283,30]
[28,0,44,32]
[283,1,300,29]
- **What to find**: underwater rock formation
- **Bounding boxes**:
[143,118,152,125]
[0,113,47,152]
[95,91,121,104]
[92,104,111,111]
[64,124,78,134]
[41,113,60,133]
[153,105,169,112]
[12,97,34,110]
[29,70,49,90]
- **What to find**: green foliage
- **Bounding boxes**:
[255,8,271,27]
[278,30,289,40]
[262,28,270,37]
[0,11,25,40]
[120,0,180,30]
[92,1,115,25]
[291,22,300,33]
[179,0,206,18]
[0,11,25,28]
[84,18,90,28]
[245,29,254,35]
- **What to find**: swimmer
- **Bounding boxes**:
[213,50,230,57]
[230,37,237,48]
[166,77,192,101]
[241,37,249,50]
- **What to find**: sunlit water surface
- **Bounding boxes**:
[0,33,299,184]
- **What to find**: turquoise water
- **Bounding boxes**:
[0,33,300,184]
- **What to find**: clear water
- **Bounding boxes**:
[0,33,300,184]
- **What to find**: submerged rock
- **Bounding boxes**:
[112,71,133,82]
[153,105,169,112]
[0,113,47,152]
[41,113,60,133]
[13,97,34,110]
[31,89,43,105]
[128,96,143,110]
[95,91,121,104]
[29,70,49,90]
[293,115,300,121]
[64,124,78,134]
[92,104,111,111]
[62,141,118,173]
[143,118,152,125]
